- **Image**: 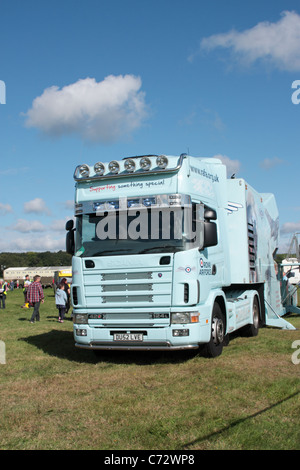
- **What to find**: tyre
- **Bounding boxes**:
[241,296,260,337]
[201,303,226,358]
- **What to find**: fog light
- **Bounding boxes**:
[124,158,136,173]
[94,162,105,175]
[140,157,152,171]
[79,164,90,177]
[108,160,120,174]
[156,155,168,169]
[76,329,87,336]
[172,329,189,337]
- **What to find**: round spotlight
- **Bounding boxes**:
[140,157,152,171]
[108,160,120,174]
[156,155,168,169]
[124,158,136,173]
[94,162,105,175]
[79,164,90,177]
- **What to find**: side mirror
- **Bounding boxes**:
[66,219,74,231]
[66,219,75,255]
[204,221,218,247]
[204,208,217,220]
[66,230,75,255]
[203,206,218,248]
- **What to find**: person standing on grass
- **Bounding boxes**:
[0,280,7,309]
[21,274,31,308]
[61,278,71,314]
[55,282,68,323]
[27,275,44,323]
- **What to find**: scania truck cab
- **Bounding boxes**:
[66,154,295,357]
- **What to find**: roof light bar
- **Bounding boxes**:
[73,154,187,181]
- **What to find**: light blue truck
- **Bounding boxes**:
[66,154,296,357]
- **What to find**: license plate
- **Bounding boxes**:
[113,333,143,342]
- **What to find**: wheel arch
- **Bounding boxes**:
[214,294,228,333]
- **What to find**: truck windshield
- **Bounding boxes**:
[75,206,199,257]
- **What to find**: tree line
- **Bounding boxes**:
[0,251,72,276]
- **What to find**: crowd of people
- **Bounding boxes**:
[0,275,71,323]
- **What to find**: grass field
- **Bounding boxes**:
[0,288,299,450]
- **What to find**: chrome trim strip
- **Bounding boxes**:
[75,341,199,351]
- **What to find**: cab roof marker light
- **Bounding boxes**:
[124,158,136,173]
[108,160,120,174]
[143,197,156,207]
[94,162,105,175]
[107,200,119,209]
[76,193,191,215]
[156,155,168,169]
[127,198,141,208]
[93,202,105,211]
[140,157,152,171]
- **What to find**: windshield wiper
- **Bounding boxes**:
[140,245,177,254]
[92,249,130,256]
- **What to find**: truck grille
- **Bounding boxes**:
[83,269,172,307]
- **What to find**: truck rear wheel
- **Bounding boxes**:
[241,296,260,337]
[201,303,225,358]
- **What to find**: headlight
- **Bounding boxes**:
[78,164,90,177]
[140,157,152,171]
[124,158,136,173]
[156,155,168,169]
[74,314,88,324]
[171,312,199,324]
[94,162,105,175]
[108,160,120,174]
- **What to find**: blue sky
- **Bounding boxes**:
[0,0,299,252]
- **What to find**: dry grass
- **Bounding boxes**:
[0,289,299,450]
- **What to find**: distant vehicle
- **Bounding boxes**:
[282,258,300,285]
[3,266,71,289]
[53,268,72,292]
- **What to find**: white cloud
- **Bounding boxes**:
[24,75,148,143]
[10,219,46,233]
[199,11,300,71]
[0,167,29,176]
[24,198,51,215]
[281,221,300,234]
[213,154,241,177]
[0,203,13,215]
[259,157,284,170]
[8,217,72,234]
[63,200,74,211]
[0,235,65,252]
[50,218,72,232]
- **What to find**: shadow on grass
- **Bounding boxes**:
[19,329,199,366]
[182,390,300,449]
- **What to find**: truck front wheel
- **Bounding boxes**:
[201,303,225,358]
